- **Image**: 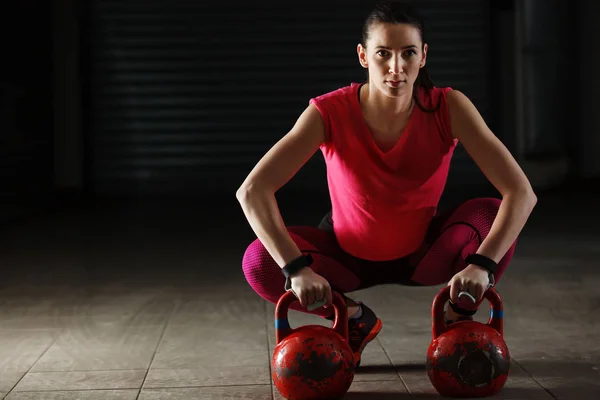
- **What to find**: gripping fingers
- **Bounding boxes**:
[458,290,477,303]
[306,287,327,311]
[306,290,315,308]
[449,279,461,303]
[472,284,483,301]
[324,286,333,307]
[477,283,486,300]
[298,291,308,308]
[468,281,482,301]
[307,299,326,311]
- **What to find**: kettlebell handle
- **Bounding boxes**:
[274,290,349,344]
[431,286,504,339]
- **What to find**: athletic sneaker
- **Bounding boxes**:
[347,303,382,368]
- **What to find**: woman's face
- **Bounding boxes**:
[358,22,428,98]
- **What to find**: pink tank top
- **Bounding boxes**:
[309,83,458,261]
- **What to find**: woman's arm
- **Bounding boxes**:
[236,103,326,268]
[446,90,537,264]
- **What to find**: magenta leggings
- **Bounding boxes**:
[242,198,516,317]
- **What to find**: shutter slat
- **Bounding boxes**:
[88,0,491,195]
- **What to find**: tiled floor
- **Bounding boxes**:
[0,190,598,399]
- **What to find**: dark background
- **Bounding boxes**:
[0,3,597,398]
[2,0,598,226]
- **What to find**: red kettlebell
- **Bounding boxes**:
[426,286,510,398]
[271,290,355,400]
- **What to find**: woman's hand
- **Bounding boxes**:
[290,268,333,310]
[447,264,491,303]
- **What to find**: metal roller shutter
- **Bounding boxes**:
[84,0,492,196]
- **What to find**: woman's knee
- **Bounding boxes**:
[453,197,517,278]
[241,229,323,302]
[457,197,501,217]
[241,237,271,280]
[446,197,502,240]
[241,238,286,303]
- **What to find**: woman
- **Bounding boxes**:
[236,0,537,368]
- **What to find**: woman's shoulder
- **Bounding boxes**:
[310,83,360,106]
[416,86,457,146]
[417,86,453,108]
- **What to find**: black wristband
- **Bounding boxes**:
[281,254,313,279]
[465,253,497,275]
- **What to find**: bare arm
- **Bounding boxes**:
[236,103,326,268]
[447,90,537,264]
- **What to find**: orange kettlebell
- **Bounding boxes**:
[271,290,355,400]
[426,286,510,398]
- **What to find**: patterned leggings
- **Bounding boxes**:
[241,198,516,317]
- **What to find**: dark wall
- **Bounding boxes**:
[54,0,84,195]
[0,3,55,222]
[578,0,600,178]
[2,1,599,225]
[81,0,495,197]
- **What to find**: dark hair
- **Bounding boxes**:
[361,0,438,112]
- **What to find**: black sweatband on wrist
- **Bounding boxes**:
[281,254,313,279]
[465,253,498,275]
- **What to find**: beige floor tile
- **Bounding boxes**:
[272,379,408,399]
[345,380,410,398]
[143,366,271,388]
[13,370,146,391]
[4,390,139,400]
[0,372,25,393]
[30,325,164,372]
[1,194,599,399]
[152,323,268,369]
[140,385,272,400]
[0,331,57,373]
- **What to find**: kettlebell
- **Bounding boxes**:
[271,290,355,400]
[426,286,510,398]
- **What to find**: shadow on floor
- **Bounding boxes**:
[343,386,552,399]
[357,363,426,374]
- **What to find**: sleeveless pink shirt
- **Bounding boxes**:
[309,83,458,261]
